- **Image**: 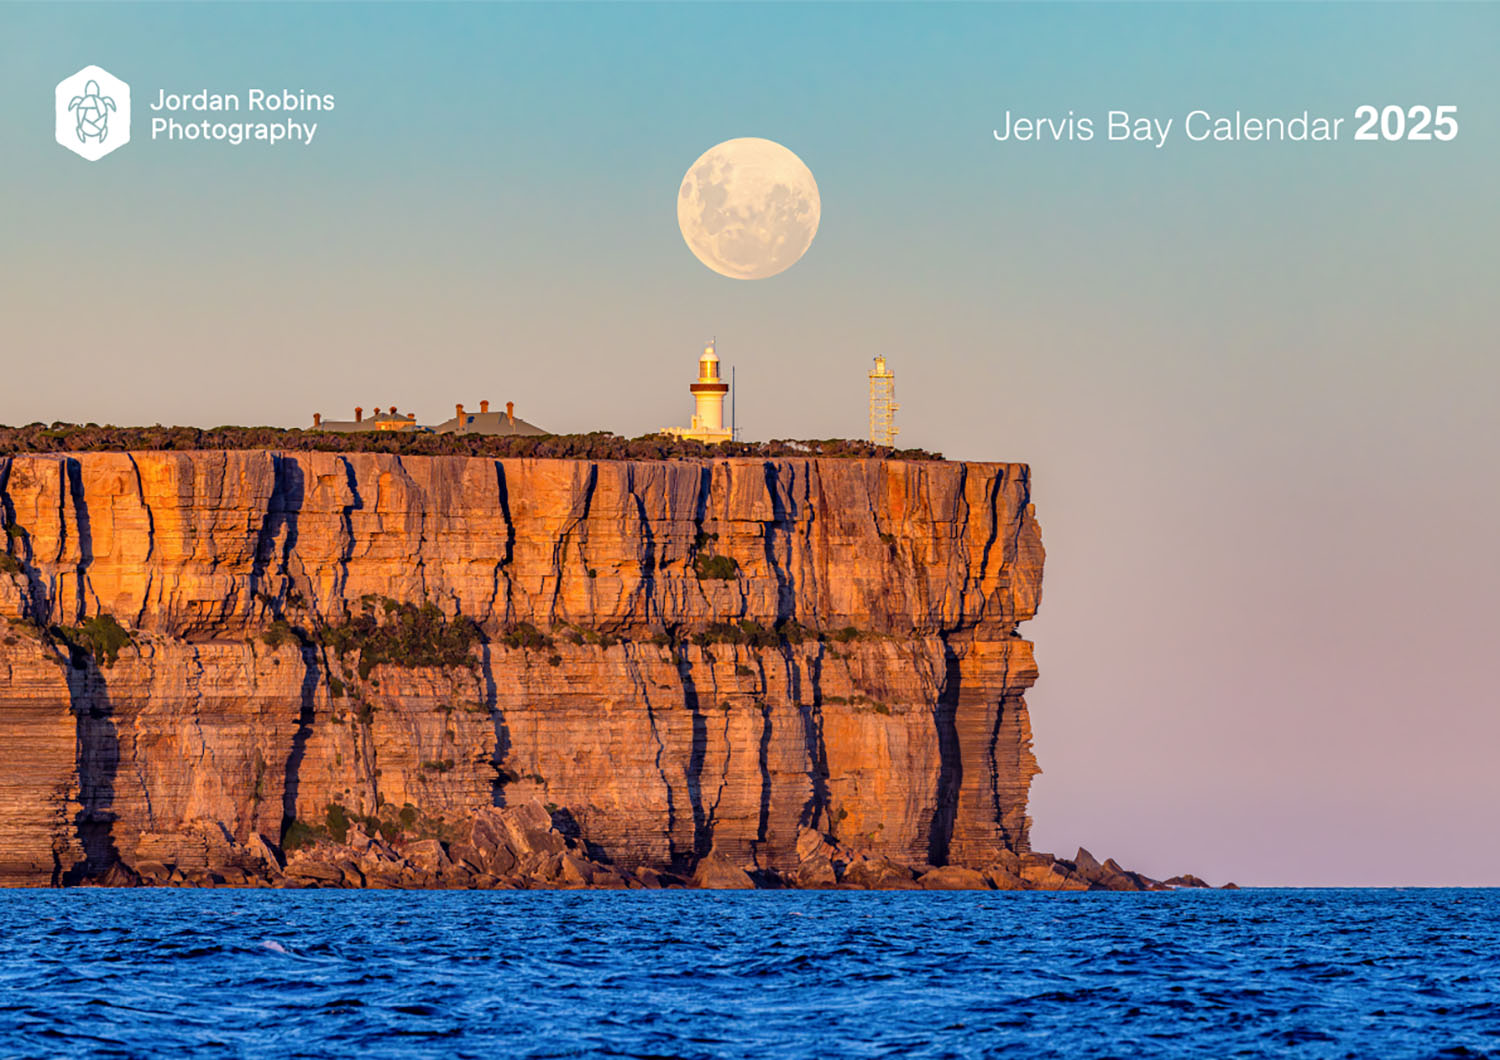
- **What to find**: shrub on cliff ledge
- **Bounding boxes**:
[260,619,302,650]
[501,622,553,651]
[694,553,739,580]
[54,614,132,667]
[692,619,816,649]
[321,600,480,680]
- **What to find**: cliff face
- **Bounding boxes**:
[0,452,1046,888]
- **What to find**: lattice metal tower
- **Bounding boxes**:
[869,355,899,446]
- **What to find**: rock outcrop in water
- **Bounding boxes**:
[0,450,1179,890]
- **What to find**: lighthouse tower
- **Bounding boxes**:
[869,355,899,446]
[663,341,733,444]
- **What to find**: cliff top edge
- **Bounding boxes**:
[0,425,968,463]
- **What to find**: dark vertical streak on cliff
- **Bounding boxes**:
[756,691,773,845]
[796,645,832,835]
[984,643,1021,848]
[62,657,122,883]
[975,467,1004,595]
[690,463,712,595]
[0,460,48,628]
[482,644,510,808]
[486,467,515,806]
[244,456,320,845]
[628,470,658,628]
[805,463,830,631]
[490,463,516,625]
[336,458,364,606]
[626,645,677,862]
[0,459,27,615]
[65,459,95,622]
[693,466,712,531]
[945,464,972,634]
[47,461,68,624]
[278,643,321,845]
[547,463,598,622]
[57,475,121,882]
[987,694,1007,846]
[752,649,775,846]
[702,657,732,835]
[123,455,155,626]
[678,649,711,861]
[392,456,429,602]
[124,455,155,564]
[762,463,794,625]
[1009,466,1034,624]
[1011,466,1031,561]
[0,458,12,568]
[928,640,964,866]
[250,455,304,614]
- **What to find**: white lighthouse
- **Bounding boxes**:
[663,341,733,444]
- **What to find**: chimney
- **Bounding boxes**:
[456,403,465,420]
[313,413,322,427]
[480,400,490,414]
[506,401,515,426]
[389,406,397,415]
[355,406,363,423]
[407,413,415,420]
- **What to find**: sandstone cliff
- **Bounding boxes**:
[0,451,1083,890]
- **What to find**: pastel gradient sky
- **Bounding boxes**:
[2,3,1496,885]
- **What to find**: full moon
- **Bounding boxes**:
[677,137,821,280]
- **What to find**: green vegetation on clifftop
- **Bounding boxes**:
[0,424,942,461]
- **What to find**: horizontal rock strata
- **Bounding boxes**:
[0,450,1175,890]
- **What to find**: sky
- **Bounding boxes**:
[1,2,1496,886]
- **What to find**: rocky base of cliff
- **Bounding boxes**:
[80,798,1212,893]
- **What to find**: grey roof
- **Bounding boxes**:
[313,413,427,434]
[432,411,549,436]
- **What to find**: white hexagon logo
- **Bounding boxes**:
[56,65,130,161]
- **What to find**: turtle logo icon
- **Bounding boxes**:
[69,80,118,143]
[55,65,131,161]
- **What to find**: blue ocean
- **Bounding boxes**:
[0,889,1495,1058]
